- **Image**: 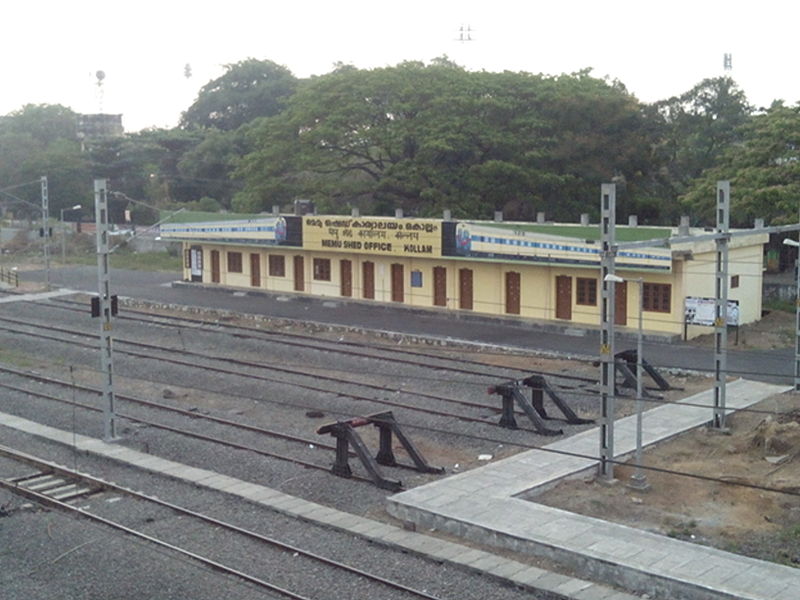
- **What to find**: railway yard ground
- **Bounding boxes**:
[1,267,799,600]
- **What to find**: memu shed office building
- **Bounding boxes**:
[160,215,768,339]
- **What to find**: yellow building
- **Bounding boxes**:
[161,215,767,339]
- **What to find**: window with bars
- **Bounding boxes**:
[268,255,285,277]
[227,252,242,273]
[313,258,331,281]
[576,277,597,306]
[643,283,671,313]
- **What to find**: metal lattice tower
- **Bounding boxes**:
[598,183,617,480]
[94,179,118,440]
[712,181,730,429]
[40,176,50,290]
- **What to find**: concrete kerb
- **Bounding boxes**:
[387,380,796,600]
[0,411,640,600]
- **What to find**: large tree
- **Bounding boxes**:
[681,102,800,226]
[181,59,297,131]
[0,104,89,217]
[652,77,752,196]
[234,61,655,219]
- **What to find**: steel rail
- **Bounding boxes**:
[48,296,600,385]
[0,316,526,427]
[0,445,444,600]
[0,377,392,486]
[0,475,309,600]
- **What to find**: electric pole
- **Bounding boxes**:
[94,179,118,440]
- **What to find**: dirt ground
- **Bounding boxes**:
[534,391,800,567]
[689,307,796,351]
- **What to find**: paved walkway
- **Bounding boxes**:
[0,410,640,600]
[388,379,798,600]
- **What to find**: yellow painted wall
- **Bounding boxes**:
[182,240,764,339]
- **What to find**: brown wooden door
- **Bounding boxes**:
[459,268,473,310]
[615,281,627,326]
[505,271,521,314]
[433,266,447,307]
[391,263,404,303]
[362,261,375,299]
[340,259,352,297]
[250,253,261,287]
[211,250,220,283]
[293,256,304,292]
[555,275,572,320]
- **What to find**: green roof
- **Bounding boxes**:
[480,222,672,242]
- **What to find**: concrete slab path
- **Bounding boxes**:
[388,379,799,600]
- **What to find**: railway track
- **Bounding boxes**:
[0,445,448,600]
[0,312,595,431]
[0,368,377,481]
[48,296,600,385]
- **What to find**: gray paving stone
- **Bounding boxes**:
[511,567,553,586]
[529,570,573,591]
[347,520,394,537]
[571,586,633,600]
[317,512,365,530]
[486,560,532,580]
[387,380,798,600]
[462,553,509,571]
[160,465,211,482]
[377,528,418,546]
[384,532,436,551]
[200,473,239,488]
[449,548,490,566]
[555,578,594,595]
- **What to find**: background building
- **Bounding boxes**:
[161,215,767,339]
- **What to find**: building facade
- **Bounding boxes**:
[161,215,767,339]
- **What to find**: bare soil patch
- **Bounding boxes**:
[689,308,795,351]
[534,391,800,567]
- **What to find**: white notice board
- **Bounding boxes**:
[684,296,740,326]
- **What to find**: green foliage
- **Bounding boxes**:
[235,62,657,221]
[681,103,800,225]
[177,127,247,208]
[653,77,752,196]
[0,104,90,217]
[181,59,297,130]
[2,64,787,229]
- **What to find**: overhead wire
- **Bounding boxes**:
[1,358,797,502]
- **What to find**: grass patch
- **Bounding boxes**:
[70,251,181,272]
[763,298,796,313]
[0,350,40,370]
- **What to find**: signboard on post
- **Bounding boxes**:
[684,296,740,327]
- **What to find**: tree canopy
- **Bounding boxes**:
[4,59,798,228]
[181,59,297,131]
[682,102,800,225]
[234,63,658,220]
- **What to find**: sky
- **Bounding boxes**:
[3,1,798,132]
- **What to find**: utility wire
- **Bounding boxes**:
[2,363,797,501]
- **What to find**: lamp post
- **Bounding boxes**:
[604,273,649,490]
[61,204,82,264]
[783,238,800,391]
